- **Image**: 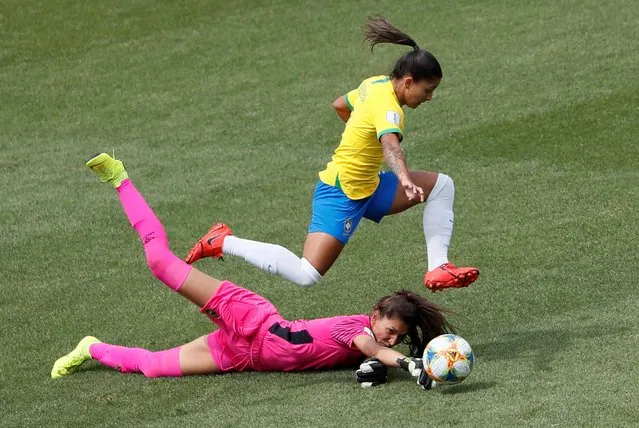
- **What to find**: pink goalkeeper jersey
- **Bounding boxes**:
[254,314,373,372]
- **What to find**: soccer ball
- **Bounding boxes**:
[423,334,475,385]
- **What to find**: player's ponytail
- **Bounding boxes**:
[374,290,454,357]
[364,16,443,82]
[365,15,420,51]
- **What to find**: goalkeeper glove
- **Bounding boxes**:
[397,357,433,390]
[355,357,388,387]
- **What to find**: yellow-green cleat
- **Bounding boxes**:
[51,336,101,380]
[86,153,128,187]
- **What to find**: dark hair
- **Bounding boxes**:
[364,16,443,82]
[374,290,454,357]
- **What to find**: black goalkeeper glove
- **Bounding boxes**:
[355,357,388,387]
[397,357,433,390]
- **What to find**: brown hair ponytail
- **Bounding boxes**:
[364,15,419,51]
[364,16,443,82]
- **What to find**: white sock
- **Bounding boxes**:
[222,236,322,287]
[424,174,455,271]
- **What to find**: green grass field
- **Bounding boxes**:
[1,0,638,426]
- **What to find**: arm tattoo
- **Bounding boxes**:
[382,138,408,178]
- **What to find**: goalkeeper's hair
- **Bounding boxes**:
[374,290,454,357]
[364,15,443,82]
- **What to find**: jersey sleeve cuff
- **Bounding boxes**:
[377,128,403,142]
[344,95,354,111]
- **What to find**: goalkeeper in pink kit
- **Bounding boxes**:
[51,153,453,389]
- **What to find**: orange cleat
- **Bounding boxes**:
[184,223,233,264]
[424,263,479,292]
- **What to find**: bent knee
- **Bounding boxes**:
[427,173,455,202]
[438,173,454,189]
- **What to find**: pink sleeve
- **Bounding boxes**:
[330,317,371,348]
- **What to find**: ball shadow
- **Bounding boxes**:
[438,380,497,394]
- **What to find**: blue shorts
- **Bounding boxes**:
[308,171,399,244]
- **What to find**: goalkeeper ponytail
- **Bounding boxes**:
[374,290,454,357]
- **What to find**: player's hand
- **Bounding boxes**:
[356,357,388,387]
[397,357,433,390]
[399,177,425,202]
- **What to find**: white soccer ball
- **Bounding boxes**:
[423,334,475,385]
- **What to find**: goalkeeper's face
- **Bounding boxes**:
[371,311,409,348]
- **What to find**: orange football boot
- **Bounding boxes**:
[424,263,479,292]
[184,223,233,264]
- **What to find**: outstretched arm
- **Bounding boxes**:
[353,334,405,367]
[332,96,352,123]
[353,334,432,389]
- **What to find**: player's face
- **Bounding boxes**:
[402,76,441,109]
[371,312,409,348]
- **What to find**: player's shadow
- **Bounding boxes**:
[471,323,630,371]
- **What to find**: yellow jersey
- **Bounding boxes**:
[318,75,404,200]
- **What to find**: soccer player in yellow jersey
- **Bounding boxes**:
[186,17,479,292]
